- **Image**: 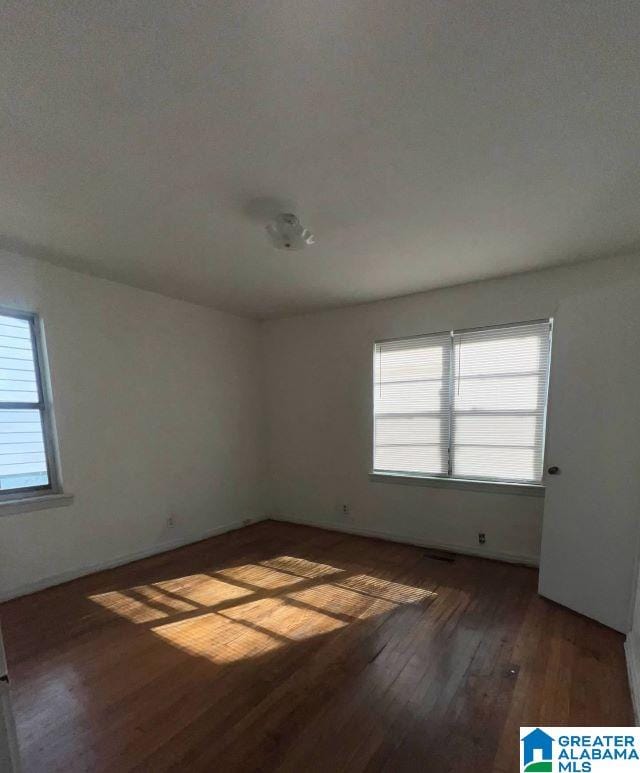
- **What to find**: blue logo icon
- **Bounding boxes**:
[522,728,554,772]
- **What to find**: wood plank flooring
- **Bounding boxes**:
[0,520,633,772]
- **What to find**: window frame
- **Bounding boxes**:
[371,318,553,489]
[0,307,61,500]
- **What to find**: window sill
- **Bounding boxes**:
[0,492,75,516]
[369,472,545,497]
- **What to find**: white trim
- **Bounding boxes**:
[369,472,545,497]
[0,682,21,773]
[625,635,640,726]
[0,306,63,498]
[373,317,551,346]
[0,620,21,773]
[0,492,74,516]
[270,514,539,567]
[0,515,266,602]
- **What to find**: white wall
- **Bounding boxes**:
[0,250,266,600]
[263,254,640,567]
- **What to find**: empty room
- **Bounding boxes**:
[1,2,640,772]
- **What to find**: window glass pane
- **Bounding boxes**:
[375,415,445,445]
[0,315,39,402]
[451,322,551,483]
[374,445,447,475]
[374,334,450,475]
[0,409,49,490]
[376,343,448,382]
[453,375,545,412]
[453,334,542,376]
[453,447,540,482]
[373,321,551,484]
[375,381,447,414]
[454,414,539,447]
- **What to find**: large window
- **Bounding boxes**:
[373,320,552,485]
[0,309,59,496]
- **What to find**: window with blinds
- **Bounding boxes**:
[373,320,552,484]
[0,310,57,496]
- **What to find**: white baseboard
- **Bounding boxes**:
[625,636,640,725]
[0,516,267,603]
[1,514,538,603]
[270,514,540,567]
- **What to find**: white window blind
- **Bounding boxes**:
[373,320,552,484]
[374,333,451,476]
[0,311,55,494]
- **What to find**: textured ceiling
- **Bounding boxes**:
[1,1,639,317]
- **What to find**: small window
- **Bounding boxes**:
[373,320,552,485]
[0,309,59,497]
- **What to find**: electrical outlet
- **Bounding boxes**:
[478,532,486,545]
[167,515,175,529]
[342,503,351,516]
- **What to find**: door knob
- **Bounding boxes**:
[547,466,560,475]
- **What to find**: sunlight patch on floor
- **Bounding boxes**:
[221,597,345,640]
[88,556,437,663]
[152,610,282,662]
[89,573,251,622]
[338,574,435,604]
[286,583,397,620]
[90,589,168,623]
[260,556,344,580]
[134,584,196,612]
[153,574,253,606]
[153,596,349,663]
[215,563,307,589]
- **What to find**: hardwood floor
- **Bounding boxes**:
[1,520,633,772]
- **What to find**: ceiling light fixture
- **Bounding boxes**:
[266,213,315,250]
